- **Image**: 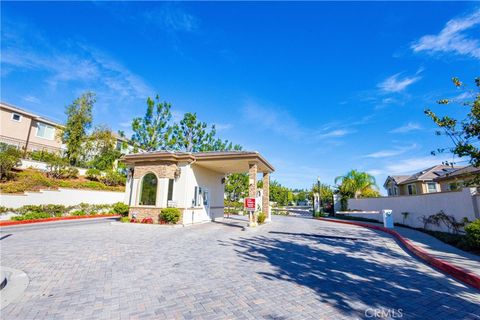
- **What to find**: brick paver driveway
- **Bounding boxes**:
[1,216,479,319]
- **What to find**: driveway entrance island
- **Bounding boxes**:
[1,216,479,319]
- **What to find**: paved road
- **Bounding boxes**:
[1,216,479,319]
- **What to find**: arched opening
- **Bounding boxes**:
[139,173,157,205]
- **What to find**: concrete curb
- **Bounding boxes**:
[317,217,480,291]
[0,214,120,227]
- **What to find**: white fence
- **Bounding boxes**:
[0,188,125,208]
[346,188,479,232]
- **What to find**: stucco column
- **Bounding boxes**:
[248,163,258,226]
[262,172,271,222]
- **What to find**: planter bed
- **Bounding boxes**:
[0,214,120,226]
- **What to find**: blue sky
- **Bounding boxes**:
[1,2,479,192]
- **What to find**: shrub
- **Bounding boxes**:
[85,168,102,181]
[0,143,22,180]
[11,212,52,221]
[100,170,126,186]
[71,210,86,216]
[257,212,267,224]
[17,204,66,216]
[159,208,181,224]
[45,154,79,179]
[28,150,58,163]
[120,216,130,223]
[465,219,480,249]
[0,206,13,214]
[112,202,129,217]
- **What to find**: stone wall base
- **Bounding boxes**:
[129,207,183,224]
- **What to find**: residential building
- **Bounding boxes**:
[383,164,459,196]
[122,151,274,225]
[434,165,480,191]
[1,101,136,156]
[0,102,65,154]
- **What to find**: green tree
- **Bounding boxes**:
[170,113,216,152]
[0,143,22,180]
[335,170,378,199]
[425,77,480,183]
[63,92,95,166]
[224,173,248,201]
[131,95,173,151]
[311,183,334,205]
[86,126,121,170]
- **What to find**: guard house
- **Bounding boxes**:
[122,151,275,225]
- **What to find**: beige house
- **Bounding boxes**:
[0,102,64,154]
[122,151,274,226]
[383,164,459,196]
[434,165,480,191]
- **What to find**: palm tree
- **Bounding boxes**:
[334,170,377,199]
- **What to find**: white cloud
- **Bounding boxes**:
[411,9,480,59]
[145,4,199,32]
[364,144,418,159]
[214,123,232,131]
[22,95,40,104]
[378,73,421,93]
[370,155,452,176]
[317,129,354,139]
[390,122,422,133]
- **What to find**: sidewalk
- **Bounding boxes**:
[323,218,480,279]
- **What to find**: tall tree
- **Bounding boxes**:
[334,170,378,199]
[131,95,173,151]
[425,77,480,180]
[63,92,95,166]
[85,126,121,171]
[170,112,216,152]
[225,173,249,201]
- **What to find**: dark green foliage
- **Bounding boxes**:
[465,219,480,249]
[159,208,181,224]
[112,202,129,217]
[225,174,248,201]
[71,210,86,216]
[0,143,22,180]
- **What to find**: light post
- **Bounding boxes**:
[317,176,321,213]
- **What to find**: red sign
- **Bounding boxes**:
[244,198,256,211]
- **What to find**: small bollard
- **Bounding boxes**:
[382,209,394,229]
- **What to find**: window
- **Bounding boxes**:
[139,173,157,205]
[448,181,462,191]
[11,113,21,122]
[427,182,437,193]
[407,184,417,195]
[167,179,174,201]
[36,122,55,140]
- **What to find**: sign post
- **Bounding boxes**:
[244,197,257,227]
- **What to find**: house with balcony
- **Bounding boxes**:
[383,164,460,196]
[1,101,136,156]
[0,102,65,154]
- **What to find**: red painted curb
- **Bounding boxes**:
[0,214,120,227]
[317,217,480,291]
